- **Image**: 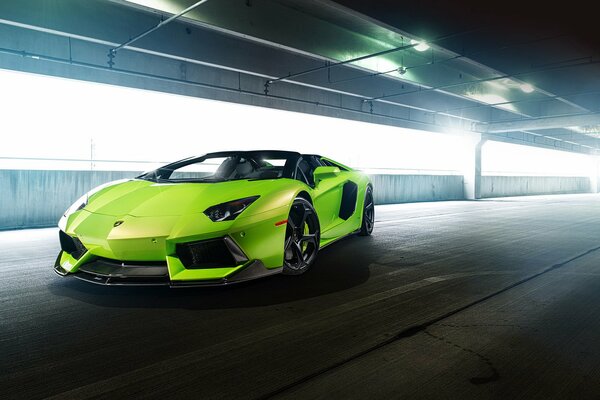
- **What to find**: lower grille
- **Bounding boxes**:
[176,237,248,269]
[59,230,87,260]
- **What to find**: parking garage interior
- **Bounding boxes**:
[1,1,600,398]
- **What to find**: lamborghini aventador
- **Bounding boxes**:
[54,151,374,286]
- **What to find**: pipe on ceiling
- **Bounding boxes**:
[109,0,210,56]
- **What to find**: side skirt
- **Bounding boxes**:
[319,229,361,249]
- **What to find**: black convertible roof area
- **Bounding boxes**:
[203,150,302,158]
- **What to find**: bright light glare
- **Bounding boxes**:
[568,125,600,136]
[519,83,535,93]
[410,39,430,52]
[353,55,402,76]
[482,141,593,177]
[123,0,181,14]
[466,93,516,112]
[0,68,470,174]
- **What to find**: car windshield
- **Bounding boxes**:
[138,152,297,183]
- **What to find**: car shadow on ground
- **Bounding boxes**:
[47,235,374,310]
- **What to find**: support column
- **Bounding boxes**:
[590,155,600,194]
[462,133,485,200]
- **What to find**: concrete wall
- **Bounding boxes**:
[481,176,591,198]
[371,174,465,205]
[0,170,593,230]
[0,170,140,230]
[0,170,463,230]
[0,170,467,229]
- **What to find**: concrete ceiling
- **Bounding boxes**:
[0,0,598,153]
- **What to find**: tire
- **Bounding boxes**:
[359,186,374,236]
[282,197,320,275]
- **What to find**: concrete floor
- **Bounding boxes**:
[2,194,600,399]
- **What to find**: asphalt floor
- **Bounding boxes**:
[2,194,600,399]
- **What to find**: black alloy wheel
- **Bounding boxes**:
[282,197,320,275]
[359,187,374,236]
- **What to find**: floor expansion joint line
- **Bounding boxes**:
[256,243,600,400]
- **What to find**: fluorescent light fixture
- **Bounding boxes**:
[410,39,430,52]
[354,55,402,76]
[519,83,535,93]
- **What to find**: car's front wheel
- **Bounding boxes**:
[282,197,320,275]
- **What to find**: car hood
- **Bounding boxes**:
[84,179,276,217]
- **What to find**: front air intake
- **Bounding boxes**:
[59,231,87,260]
[176,237,248,269]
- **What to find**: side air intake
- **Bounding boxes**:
[59,231,87,260]
[176,237,248,269]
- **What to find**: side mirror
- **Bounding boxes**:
[314,166,340,184]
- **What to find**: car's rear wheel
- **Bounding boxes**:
[282,197,320,275]
[359,186,374,236]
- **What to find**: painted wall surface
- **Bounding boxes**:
[480,176,591,198]
[0,170,593,229]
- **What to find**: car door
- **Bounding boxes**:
[313,157,361,240]
[296,156,346,238]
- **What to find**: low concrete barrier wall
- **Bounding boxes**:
[481,176,591,198]
[0,170,593,229]
[370,174,465,205]
[0,170,467,229]
[0,170,139,230]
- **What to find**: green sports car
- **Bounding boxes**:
[54,150,374,286]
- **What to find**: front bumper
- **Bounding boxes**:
[55,204,289,286]
[54,251,281,287]
[54,230,283,287]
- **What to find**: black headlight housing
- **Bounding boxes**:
[204,196,259,222]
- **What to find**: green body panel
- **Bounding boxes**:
[59,164,371,283]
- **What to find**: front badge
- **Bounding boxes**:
[113,220,124,227]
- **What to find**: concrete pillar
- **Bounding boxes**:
[590,155,600,193]
[462,133,485,200]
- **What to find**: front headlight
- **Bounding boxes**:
[63,193,88,218]
[204,196,260,222]
[58,193,88,231]
[58,179,129,231]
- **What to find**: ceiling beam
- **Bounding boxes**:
[475,113,600,133]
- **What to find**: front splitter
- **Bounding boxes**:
[54,257,282,287]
